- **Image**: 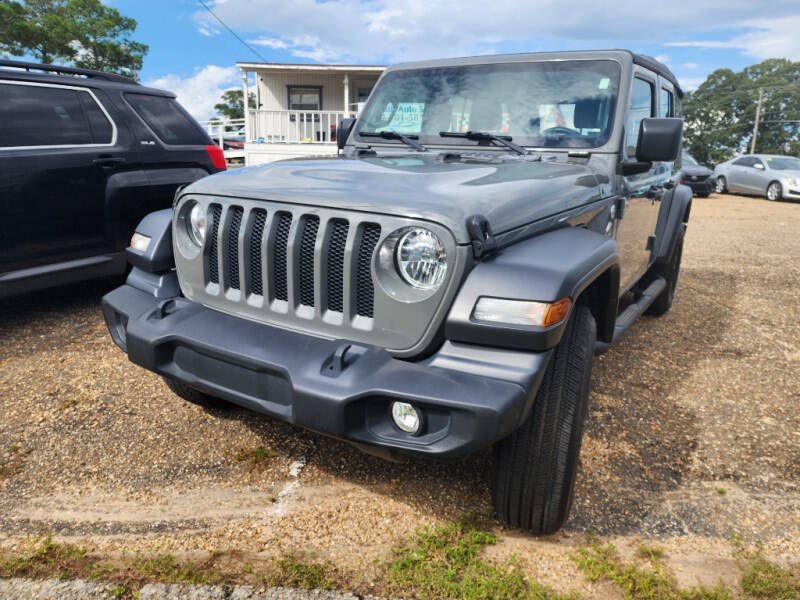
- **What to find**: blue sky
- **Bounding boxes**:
[108,0,800,120]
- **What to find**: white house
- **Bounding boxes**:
[238,61,385,165]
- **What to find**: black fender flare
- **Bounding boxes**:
[126,209,174,273]
[654,183,691,264]
[445,226,620,352]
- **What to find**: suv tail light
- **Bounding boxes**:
[205,145,227,171]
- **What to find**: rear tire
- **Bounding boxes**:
[492,305,596,534]
[715,176,727,194]
[646,226,685,316]
[163,377,233,410]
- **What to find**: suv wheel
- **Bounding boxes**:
[715,176,727,194]
[492,305,595,534]
[646,226,685,316]
[766,181,782,201]
[163,377,233,411]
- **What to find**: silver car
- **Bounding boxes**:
[713,154,800,201]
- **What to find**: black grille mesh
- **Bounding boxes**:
[208,204,222,284]
[326,220,349,313]
[298,216,319,307]
[249,209,267,296]
[227,207,243,290]
[272,213,292,301]
[356,224,381,317]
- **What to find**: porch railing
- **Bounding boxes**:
[248,109,357,144]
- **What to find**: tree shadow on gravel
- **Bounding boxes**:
[230,267,737,538]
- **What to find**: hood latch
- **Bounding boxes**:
[467,215,497,260]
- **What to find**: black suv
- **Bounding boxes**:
[0,60,226,298]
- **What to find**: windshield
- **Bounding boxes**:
[765,156,800,171]
[682,152,698,166]
[355,60,621,149]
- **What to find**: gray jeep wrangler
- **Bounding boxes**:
[103,50,690,534]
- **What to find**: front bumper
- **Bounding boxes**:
[102,276,551,460]
[682,178,714,195]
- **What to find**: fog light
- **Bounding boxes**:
[391,401,421,435]
[130,232,151,252]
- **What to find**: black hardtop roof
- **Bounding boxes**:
[0,59,174,97]
[387,49,683,96]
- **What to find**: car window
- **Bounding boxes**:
[682,152,698,166]
[356,60,621,149]
[0,82,113,147]
[733,157,753,167]
[125,93,208,145]
[659,87,674,117]
[752,158,765,169]
[625,77,654,157]
[765,156,800,170]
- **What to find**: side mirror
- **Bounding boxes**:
[753,163,765,170]
[337,117,356,151]
[636,118,683,163]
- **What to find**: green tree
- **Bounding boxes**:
[214,89,256,120]
[0,0,147,78]
[684,58,800,165]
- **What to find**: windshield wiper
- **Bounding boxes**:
[359,131,426,152]
[439,131,525,155]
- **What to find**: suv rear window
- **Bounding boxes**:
[125,93,208,145]
[0,83,113,147]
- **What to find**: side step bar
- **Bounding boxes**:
[594,276,667,355]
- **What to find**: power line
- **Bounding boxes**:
[197,0,269,63]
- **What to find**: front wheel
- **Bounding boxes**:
[492,305,596,534]
[715,176,727,194]
[766,181,782,201]
[646,226,685,316]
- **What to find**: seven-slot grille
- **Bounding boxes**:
[206,203,380,318]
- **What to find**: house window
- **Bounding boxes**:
[288,86,322,111]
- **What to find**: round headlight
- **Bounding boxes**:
[187,202,206,246]
[391,401,421,435]
[395,228,447,289]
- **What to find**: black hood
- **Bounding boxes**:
[185,153,606,244]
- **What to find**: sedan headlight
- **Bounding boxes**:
[187,202,207,246]
[395,228,447,289]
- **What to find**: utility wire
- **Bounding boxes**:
[197,0,269,63]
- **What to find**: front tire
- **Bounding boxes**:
[492,305,596,534]
[715,176,727,194]
[646,226,685,316]
[766,181,782,201]
[162,377,233,411]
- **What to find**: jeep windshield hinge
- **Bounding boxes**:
[467,215,497,259]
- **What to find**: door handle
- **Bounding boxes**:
[92,157,126,168]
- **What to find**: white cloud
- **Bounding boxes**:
[194,0,800,64]
[654,54,670,63]
[249,37,289,49]
[682,62,698,69]
[677,76,705,91]
[144,65,239,121]
[665,15,800,61]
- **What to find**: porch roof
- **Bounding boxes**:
[237,62,385,75]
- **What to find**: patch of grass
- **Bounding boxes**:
[386,518,574,599]
[572,541,730,600]
[715,487,727,496]
[7,444,20,454]
[635,544,666,562]
[740,557,799,599]
[133,552,220,586]
[234,445,274,471]
[0,536,89,579]
[264,553,334,590]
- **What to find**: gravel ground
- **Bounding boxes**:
[1,192,799,597]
